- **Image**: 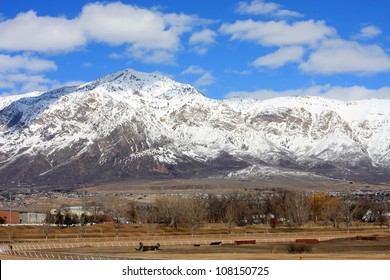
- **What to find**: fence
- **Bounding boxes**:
[0,248,166,260]
[1,228,386,244]
[1,229,388,260]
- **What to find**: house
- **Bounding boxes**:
[362,209,374,222]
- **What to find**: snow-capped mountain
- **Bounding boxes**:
[0,91,44,110]
[1,69,389,186]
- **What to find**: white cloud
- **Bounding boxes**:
[0,53,58,94]
[189,29,217,45]
[0,72,54,94]
[189,29,217,55]
[0,3,207,64]
[0,53,57,73]
[275,9,303,18]
[225,85,390,100]
[220,19,335,47]
[225,69,253,76]
[80,3,181,50]
[127,47,176,65]
[252,46,304,68]
[181,65,215,87]
[190,46,209,56]
[0,10,85,53]
[235,0,303,18]
[236,0,279,15]
[194,72,215,87]
[181,65,206,75]
[220,18,389,75]
[0,72,85,95]
[163,12,208,35]
[352,25,382,40]
[222,4,389,77]
[300,39,390,74]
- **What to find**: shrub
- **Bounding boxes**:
[287,243,312,254]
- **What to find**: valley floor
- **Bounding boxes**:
[1,224,390,260]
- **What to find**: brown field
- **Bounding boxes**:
[89,176,384,194]
[1,224,390,260]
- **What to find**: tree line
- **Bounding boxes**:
[44,190,390,234]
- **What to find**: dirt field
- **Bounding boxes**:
[2,238,390,260]
[34,239,390,260]
[1,224,390,260]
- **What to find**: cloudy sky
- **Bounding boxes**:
[0,0,389,100]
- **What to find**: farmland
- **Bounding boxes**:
[1,223,390,260]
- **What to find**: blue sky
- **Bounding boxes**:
[0,0,389,100]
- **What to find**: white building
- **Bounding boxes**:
[19,212,47,224]
[62,206,90,216]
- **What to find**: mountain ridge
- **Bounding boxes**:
[1,69,389,186]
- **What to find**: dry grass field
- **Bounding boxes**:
[1,223,390,260]
[88,176,384,194]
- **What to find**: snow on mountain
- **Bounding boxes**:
[0,69,389,186]
[0,91,43,110]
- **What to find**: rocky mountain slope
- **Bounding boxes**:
[0,69,389,186]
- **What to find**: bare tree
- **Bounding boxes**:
[145,205,159,236]
[183,197,205,236]
[247,192,264,224]
[155,196,185,228]
[8,229,16,241]
[43,212,55,239]
[126,200,138,224]
[233,198,252,226]
[353,199,373,221]
[323,197,342,228]
[222,193,252,233]
[374,202,390,229]
[340,195,358,232]
[224,203,236,235]
[205,194,227,223]
[78,213,89,239]
[285,192,310,227]
[86,200,104,225]
[103,195,128,238]
[267,190,292,227]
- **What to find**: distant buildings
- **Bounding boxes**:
[61,205,89,216]
[0,211,46,224]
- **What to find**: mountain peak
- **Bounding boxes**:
[77,69,171,91]
[73,68,204,100]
